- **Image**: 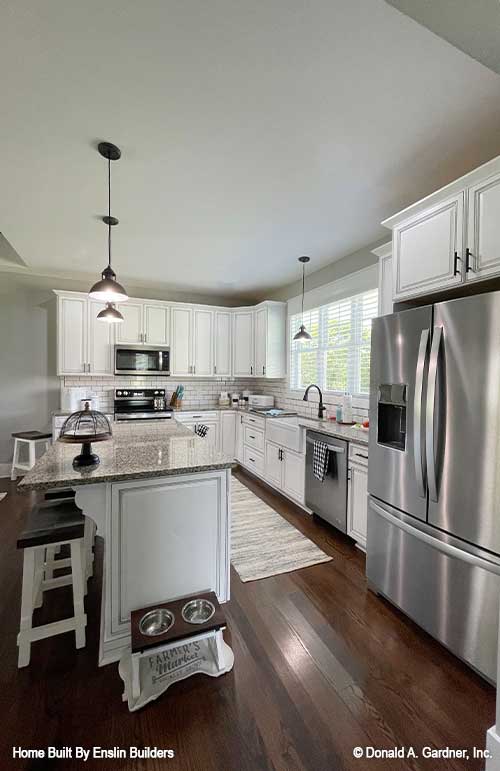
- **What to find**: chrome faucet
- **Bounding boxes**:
[303,384,326,419]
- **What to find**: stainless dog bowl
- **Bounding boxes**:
[139,608,175,636]
[182,598,216,624]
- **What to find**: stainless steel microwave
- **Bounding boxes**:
[114,345,170,376]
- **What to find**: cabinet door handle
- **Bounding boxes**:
[214,364,217,374]
[453,251,461,277]
[466,248,474,273]
[144,333,147,343]
[262,365,265,375]
[249,434,255,439]
[250,365,253,375]
[249,457,255,463]
[278,448,283,461]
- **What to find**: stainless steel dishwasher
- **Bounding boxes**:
[305,430,348,532]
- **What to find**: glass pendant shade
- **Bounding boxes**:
[96,302,124,323]
[90,266,128,303]
[293,324,312,341]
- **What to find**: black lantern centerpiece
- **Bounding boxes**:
[58,402,112,469]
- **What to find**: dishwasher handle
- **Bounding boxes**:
[306,437,345,454]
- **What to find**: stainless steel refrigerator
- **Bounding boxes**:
[367,291,500,683]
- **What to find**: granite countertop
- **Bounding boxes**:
[297,417,369,446]
[19,420,235,492]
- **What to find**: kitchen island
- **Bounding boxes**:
[19,420,235,665]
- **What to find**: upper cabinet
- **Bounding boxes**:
[254,302,286,378]
[233,310,255,376]
[383,155,500,302]
[214,311,232,377]
[55,291,286,379]
[466,171,500,282]
[57,293,113,376]
[171,306,215,377]
[393,193,464,300]
[116,301,169,345]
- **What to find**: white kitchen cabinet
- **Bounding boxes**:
[57,293,113,376]
[214,311,232,377]
[264,439,305,505]
[264,441,283,488]
[171,307,214,377]
[347,463,368,549]
[232,310,255,376]
[171,306,192,376]
[58,295,88,375]
[115,301,169,346]
[88,300,114,375]
[193,309,213,377]
[392,193,464,300]
[254,302,287,378]
[466,171,500,282]
[235,414,244,463]
[347,444,369,549]
[220,411,236,457]
[144,304,169,345]
[282,448,305,503]
[116,302,144,344]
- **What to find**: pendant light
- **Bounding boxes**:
[89,142,128,319]
[293,256,312,341]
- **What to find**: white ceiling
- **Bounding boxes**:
[2,0,500,300]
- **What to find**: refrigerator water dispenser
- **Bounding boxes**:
[377,384,407,451]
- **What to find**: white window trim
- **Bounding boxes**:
[288,268,378,401]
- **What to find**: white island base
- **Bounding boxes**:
[75,468,231,666]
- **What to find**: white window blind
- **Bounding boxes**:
[289,288,378,396]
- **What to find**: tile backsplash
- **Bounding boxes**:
[62,376,369,422]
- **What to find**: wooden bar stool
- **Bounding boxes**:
[17,500,87,668]
[42,490,95,586]
[11,431,52,481]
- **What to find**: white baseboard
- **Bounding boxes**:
[0,463,11,479]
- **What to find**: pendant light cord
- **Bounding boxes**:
[107,156,112,270]
[301,263,305,320]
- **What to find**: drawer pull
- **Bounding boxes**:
[249,434,255,439]
[354,452,368,459]
[249,457,255,463]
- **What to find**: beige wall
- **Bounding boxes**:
[0,277,60,465]
[263,239,386,302]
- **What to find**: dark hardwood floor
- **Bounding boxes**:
[0,470,495,771]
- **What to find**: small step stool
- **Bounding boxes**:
[11,431,52,481]
[16,500,87,667]
[119,591,234,711]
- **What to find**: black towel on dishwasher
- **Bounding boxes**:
[313,440,329,481]
[195,424,209,438]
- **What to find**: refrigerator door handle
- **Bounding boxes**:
[370,499,500,576]
[414,328,429,497]
[426,326,442,502]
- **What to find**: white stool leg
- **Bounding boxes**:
[33,548,45,608]
[131,653,141,700]
[70,541,86,649]
[10,439,20,481]
[44,546,56,581]
[83,518,94,584]
[28,440,36,470]
[18,548,36,667]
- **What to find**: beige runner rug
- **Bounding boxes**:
[231,476,331,582]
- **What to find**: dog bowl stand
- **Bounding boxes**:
[119,591,234,711]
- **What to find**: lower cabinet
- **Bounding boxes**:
[220,411,236,457]
[235,414,244,463]
[347,446,369,549]
[264,440,305,505]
